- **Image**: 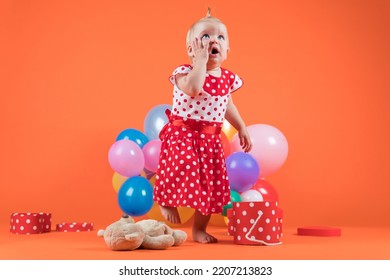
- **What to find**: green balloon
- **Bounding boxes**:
[222,190,242,216]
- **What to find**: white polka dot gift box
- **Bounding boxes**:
[231,202,283,246]
[10,212,52,234]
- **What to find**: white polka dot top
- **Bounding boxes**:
[169,64,243,123]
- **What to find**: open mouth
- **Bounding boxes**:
[211,48,219,54]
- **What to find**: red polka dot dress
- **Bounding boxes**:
[154,64,243,215]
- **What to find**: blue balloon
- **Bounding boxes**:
[226,152,260,192]
[116,128,149,148]
[144,104,172,140]
[118,176,154,216]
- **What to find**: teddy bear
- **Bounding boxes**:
[97,214,187,250]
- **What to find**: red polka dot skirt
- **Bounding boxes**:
[154,115,230,215]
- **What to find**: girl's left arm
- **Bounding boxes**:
[224,96,252,152]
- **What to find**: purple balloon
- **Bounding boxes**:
[108,139,145,177]
[226,152,260,192]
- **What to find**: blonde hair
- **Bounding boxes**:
[186,7,225,45]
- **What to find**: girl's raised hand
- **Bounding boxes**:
[191,37,209,63]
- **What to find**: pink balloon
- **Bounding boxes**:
[142,139,162,173]
[108,139,145,177]
[231,124,288,177]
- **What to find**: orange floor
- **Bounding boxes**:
[1,223,389,260]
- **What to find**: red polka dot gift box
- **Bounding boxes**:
[10,212,52,235]
[227,208,234,235]
[56,222,94,232]
[231,202,283,246]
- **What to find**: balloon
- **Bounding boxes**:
[142,139,162,173]
[118,176,154,216]
[209,214,227,227]
[222,120,238,140]
[144,104,172,140]
[240,189,264,202]
[108,139,145,177]
[224,216,229,226]
[112,172,128,192]
[147,203,195,227]
[222,190,242,216]
[141,168,155,179]
[116,128,149,148]
[226,152,260,192]
[220,131,231,157]
[251,178,279,202]
[231,124,288,178]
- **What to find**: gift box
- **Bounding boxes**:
[232,202,283,245]
[10,212,52,234]
[227,208,234,236]
[56,222,94,232]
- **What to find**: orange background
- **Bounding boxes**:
[1,0,389,233]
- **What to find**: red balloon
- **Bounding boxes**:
[251,179,279,202]
[221,131,231,157]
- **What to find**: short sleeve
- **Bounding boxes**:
[169,64,192,85]
[230,74,243,93]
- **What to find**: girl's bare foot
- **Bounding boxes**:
[192,210,218,243]
[159,206,181,224]
[192,229,218,243]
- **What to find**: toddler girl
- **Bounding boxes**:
[154,9,252,243]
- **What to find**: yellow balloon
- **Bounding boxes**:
[209,214,228,227]
[147,202,195,227]
[140,170,147,177]
[222,120,238,140]
[112,172,128,192]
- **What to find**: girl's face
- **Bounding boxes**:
[188,20,229,67]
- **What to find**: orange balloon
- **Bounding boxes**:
[112,172,128,192]
[224,216,229,226]
[209,214,227,227]
[222,120,238,140]
[147,203,195,227]
[221,131,231,157]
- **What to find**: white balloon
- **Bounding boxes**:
[144,104,172,140]
[240,189,264,202]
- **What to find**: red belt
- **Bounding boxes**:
[159,109,222,139]
[171,119,222,135]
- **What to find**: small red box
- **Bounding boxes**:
[232,202,283,245]
[10,212,52,235]
[56,222,94,232]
